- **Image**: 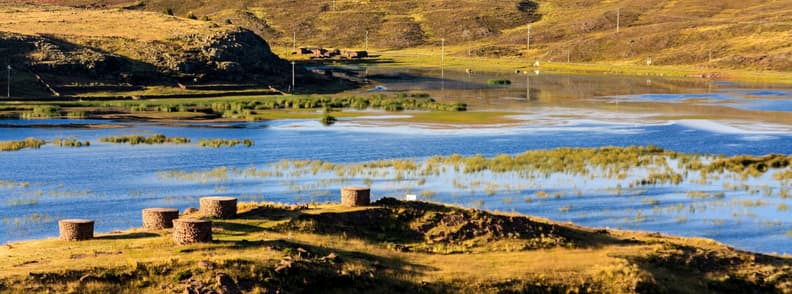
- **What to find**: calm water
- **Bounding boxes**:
[1,69,792,254]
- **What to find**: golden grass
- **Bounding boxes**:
[373,52,792,84]
[0,3,227,42]
[1,200,789,292]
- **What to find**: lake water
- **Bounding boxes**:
[1,68,792,254]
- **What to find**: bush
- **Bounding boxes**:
[163,8,173,16]
[486,79,512,85]
[320,115,337,126]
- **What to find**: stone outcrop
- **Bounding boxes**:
[0,27,290,85]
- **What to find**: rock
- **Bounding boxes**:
[183,286,200,294]
[296,247,310,259]
[216,273,241,294]
[79,274,100,283]
[182,208,199,215]
[198,260,216,270]
[320,252,340,262]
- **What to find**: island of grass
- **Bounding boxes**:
[0,94,469,123]
[198,138,254,148]
[52,138,90,147]
[0,138,46,152]
[100,134,190,145]
[0,198,790,293]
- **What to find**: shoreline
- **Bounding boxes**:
[370,51,792,85]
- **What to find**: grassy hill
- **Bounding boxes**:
[20,0,792,71]
[0,3,308,98]
[1,199,790,293]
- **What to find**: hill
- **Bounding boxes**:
[18,0,792,71]
[0,3,303,98]
[1,199,790,293]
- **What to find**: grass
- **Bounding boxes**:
[99,134,190,145]
[51,137,90,147]
[0,199,790,293]
[41,0,792,73]
[0,93,468,122]
[378,52,792,84]
[197,138,254,148]
[0,138,46,151]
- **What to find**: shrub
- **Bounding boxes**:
[320,114,337,126]
[486,79,512,85]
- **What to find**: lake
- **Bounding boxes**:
[1,67,791,254]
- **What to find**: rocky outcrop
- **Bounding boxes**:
[133,28,288,81]
[2,33,116,76]
[0,27,290,85]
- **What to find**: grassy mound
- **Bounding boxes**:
[1,199,790,293]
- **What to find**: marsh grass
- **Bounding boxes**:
[0,138,46,151]
[151,146,792,239]
[197,138,254,148]
[100,134,190,145]
[52,137,90,147]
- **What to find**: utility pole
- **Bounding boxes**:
[441,38,445,66]
[291,61,295,93]
[6,64,10,98]
[708,50,712,63]
[441,38,445,98]
[365,30,369,51]
[567,49,570,63]
[616,8,620,33]
[526,74,530,101]
[292,32,296,54]
[527,24,531,50]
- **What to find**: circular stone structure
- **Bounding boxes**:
[341,186,371,207]
[58,219,94,241]
[199,196,237,219]
[142,208,180,230]
[173,219,212,244]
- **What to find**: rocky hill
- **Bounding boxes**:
[0,4,294,98]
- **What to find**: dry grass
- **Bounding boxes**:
[0,3,227,42]
[1,200,790,293]
[25,0,792,71]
